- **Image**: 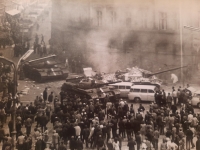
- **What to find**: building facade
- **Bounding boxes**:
[51,0,200,79]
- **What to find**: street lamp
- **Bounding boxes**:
[0,49,33,149]
[179,0,184,86]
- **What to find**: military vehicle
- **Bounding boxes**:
[22,55,68,82]
[61,80,121,100]
[115,66,187,86]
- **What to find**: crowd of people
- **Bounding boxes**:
[0,83,199,150]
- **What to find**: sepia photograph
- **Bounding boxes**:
[0,0,200,149]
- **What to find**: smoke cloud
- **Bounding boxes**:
[52,0,199,82]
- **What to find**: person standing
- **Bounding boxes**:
[135,132,142,150]
[113,138,120,150]
[76,136,83,150]
[25,117,32,136]
[70,136,76,150]
[97,135,104,150]
[48,92,54,103]
[0,125,5,144]
[82,125,90,148]
[166,93,173,108]
[172,87,177,105]
[58,141,67,150]
[43,88,48,102]
[171,102,177,114]
[127,137,136,150]
[35,137,46,150]
[186,127,195,149]
[196,136,200,150]
[52,130,60,150]
[153,127,160,150]
[17,132,25,150]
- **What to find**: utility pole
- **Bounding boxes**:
[0,49,33,150]
[179,0,184,87]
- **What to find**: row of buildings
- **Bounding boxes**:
[51,0,200,81]
[0,0,50,42]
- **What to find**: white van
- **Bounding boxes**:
[109,82,133,97]
[128,85,156,102]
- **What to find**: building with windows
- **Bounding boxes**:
[51,0,200,78]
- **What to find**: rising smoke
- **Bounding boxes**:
[52,0,199,79]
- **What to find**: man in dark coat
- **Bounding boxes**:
[171,103,177,114]
[111,116,118,138]
[70,136,76,150]
[135,132,142,150]
[48,92,54,103]
[35,137,46,150]
[0,125,5,143]
[127,137,136,150]
[43,88,48,102]
[186,127,195,149]
[97,135,104,150]
[58,141,67,150]
[82,125,90,148]
[76,137,83,150]
[196,136,200,150]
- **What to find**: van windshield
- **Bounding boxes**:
[130,89,140,92]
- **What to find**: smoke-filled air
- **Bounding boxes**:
[52,0,199,81]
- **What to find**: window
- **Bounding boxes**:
[131,89,140,92]
[141,89,147,93]
[119,86,125,89]
[126,86,131,89]
[97,11,102,26]
[111,11,116,26]
[159,12,167,30]
[148,89,155,93]
[114,86,118,89]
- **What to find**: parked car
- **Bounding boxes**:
[191,90,200,108]
[128,85,156,102]
[109,82,133,97]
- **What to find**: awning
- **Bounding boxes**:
[5,9,20,16]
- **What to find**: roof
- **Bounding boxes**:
[109,82,133,86]
[6,9,20,16]
[130,85,156,89]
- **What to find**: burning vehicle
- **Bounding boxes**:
[102,66,187,86]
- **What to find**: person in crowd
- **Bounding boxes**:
[172,87,177,105]
[43,88,48,102]
[0,81,199,150]
[127,137,136,150]
[196,136,200,150]
[48,92,54,103]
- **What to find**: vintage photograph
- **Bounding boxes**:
[0,0,200,149]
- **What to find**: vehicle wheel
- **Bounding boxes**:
[134,97,141,103]
[197,103,200,108]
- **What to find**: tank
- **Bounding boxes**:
[22,55,68,82]
[114,66,187,86]
[61,81,120,100]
